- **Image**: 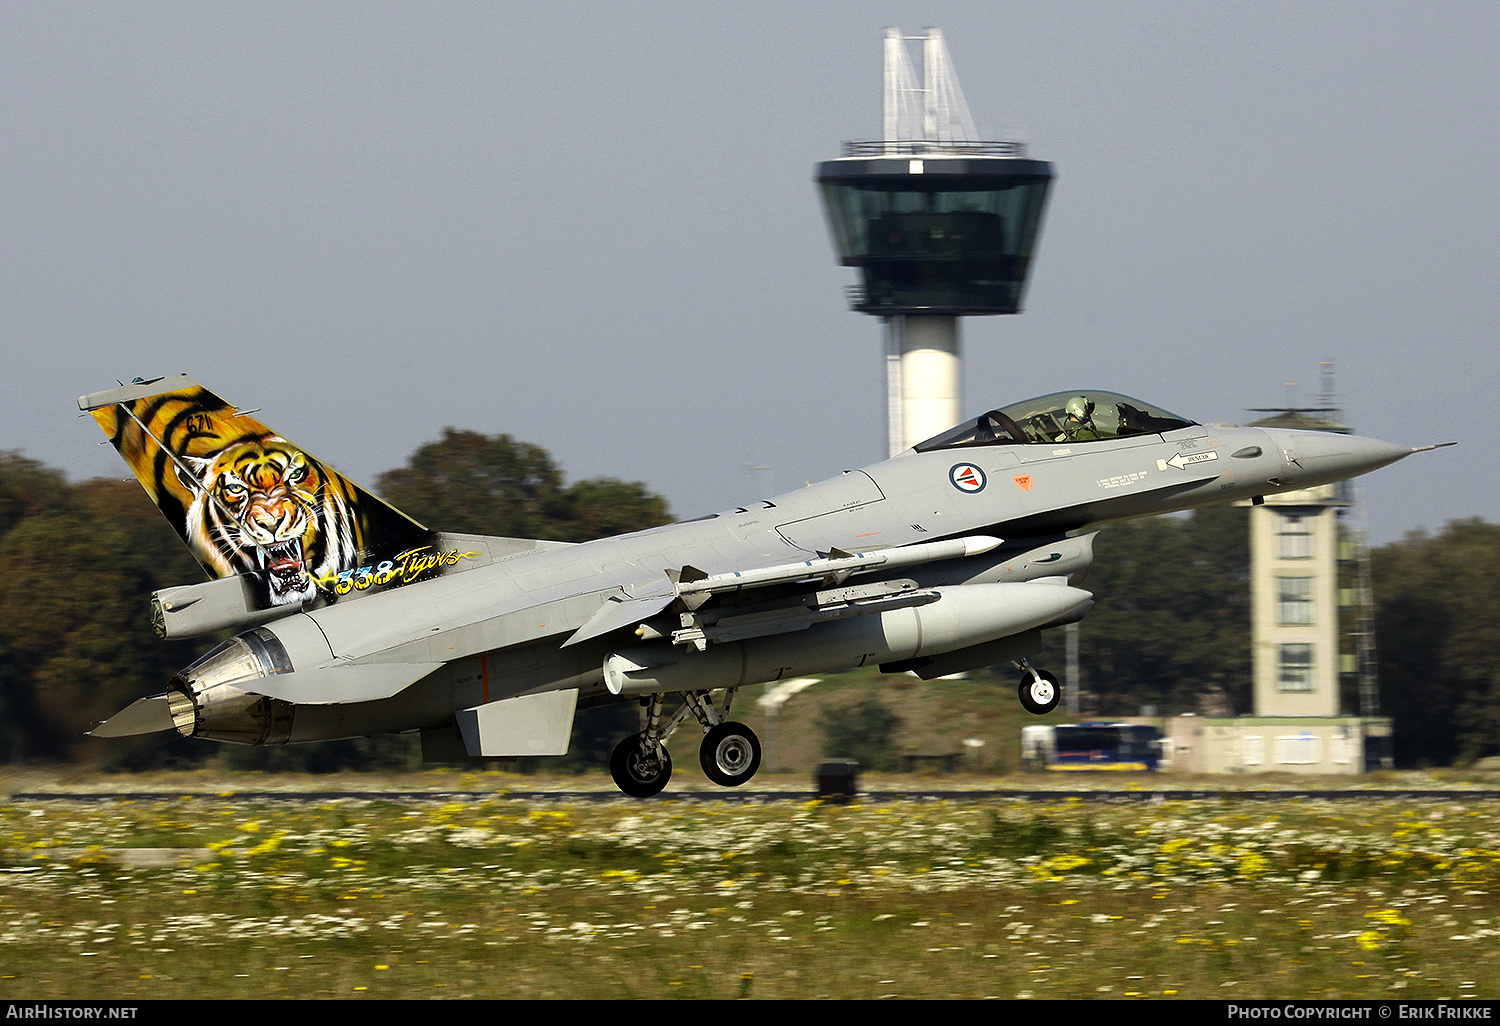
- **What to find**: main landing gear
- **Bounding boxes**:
[608,689,762,798]
[700,721,762,787]
[1015,658,1061,715]
[610,734,672,799]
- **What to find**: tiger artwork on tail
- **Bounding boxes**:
[90,383,434,609]
[179,437,360,605]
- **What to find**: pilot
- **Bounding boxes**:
[1054,395,1101,442]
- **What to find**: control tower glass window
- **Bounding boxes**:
[818,170,1051,314]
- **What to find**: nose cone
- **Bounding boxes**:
[1267,429,1418,489]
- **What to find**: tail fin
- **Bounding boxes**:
[80,375,444,611]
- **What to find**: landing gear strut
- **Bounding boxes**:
[1016,659,1061,715]
[607,689,762,796]
[610,692,673,797]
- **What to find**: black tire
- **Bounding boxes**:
[610,735,672,798]
[699,721,762,787]
[1018,670,1061,715]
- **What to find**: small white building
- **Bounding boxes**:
[1157,714,1392,774]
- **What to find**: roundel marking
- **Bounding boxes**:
[949,463,986,493]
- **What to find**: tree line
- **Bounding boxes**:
[0,436,1494,769]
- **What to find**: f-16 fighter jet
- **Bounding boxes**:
[83,376,1443,796]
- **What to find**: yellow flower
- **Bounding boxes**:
[1368,908,1411,928]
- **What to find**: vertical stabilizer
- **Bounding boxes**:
[80,375,450,611]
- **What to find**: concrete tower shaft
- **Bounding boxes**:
[886,315,961,458]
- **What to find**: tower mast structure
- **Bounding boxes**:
[818,28,1054,456]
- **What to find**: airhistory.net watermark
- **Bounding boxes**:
[4,1007,138,1019]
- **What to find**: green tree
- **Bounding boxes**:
[0,451,70,539]
[0,461,210,763]
[0,509,191,760]
[818,694,902,771]
[563,478,673,541]
[218,734,422,773]
[375,428,670,542]
[1039,504,1251,715]
[1372,518,1500,766]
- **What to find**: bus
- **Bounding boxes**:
[1020,722,1163,771]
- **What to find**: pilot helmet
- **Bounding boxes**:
[1065,395,1095,423]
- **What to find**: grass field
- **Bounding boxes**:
[2,773,1499,1000]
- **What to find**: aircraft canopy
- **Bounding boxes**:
[914,390,1197,451]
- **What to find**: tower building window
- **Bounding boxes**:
[1278,577,1314,625]
[1278,513,1313,559]
[1278,643,1315,692]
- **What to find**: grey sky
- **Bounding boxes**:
[2,2,1494,544]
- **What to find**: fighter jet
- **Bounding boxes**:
[84,375,1443,796]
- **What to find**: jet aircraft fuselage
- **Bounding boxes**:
[83,378,1435,795]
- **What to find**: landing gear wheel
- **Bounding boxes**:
[699,721,762,787]
[610,735,672,798]
[1018,670,1061,715]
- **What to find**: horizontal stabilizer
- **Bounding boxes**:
[89,694,175,737]
[242,661,443,705]
[456,689,579,757]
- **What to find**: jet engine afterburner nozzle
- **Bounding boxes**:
[166,627,296,745]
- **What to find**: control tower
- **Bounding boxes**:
[817,28,1054,456]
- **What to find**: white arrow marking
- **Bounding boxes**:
[1165,450,1220,470]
